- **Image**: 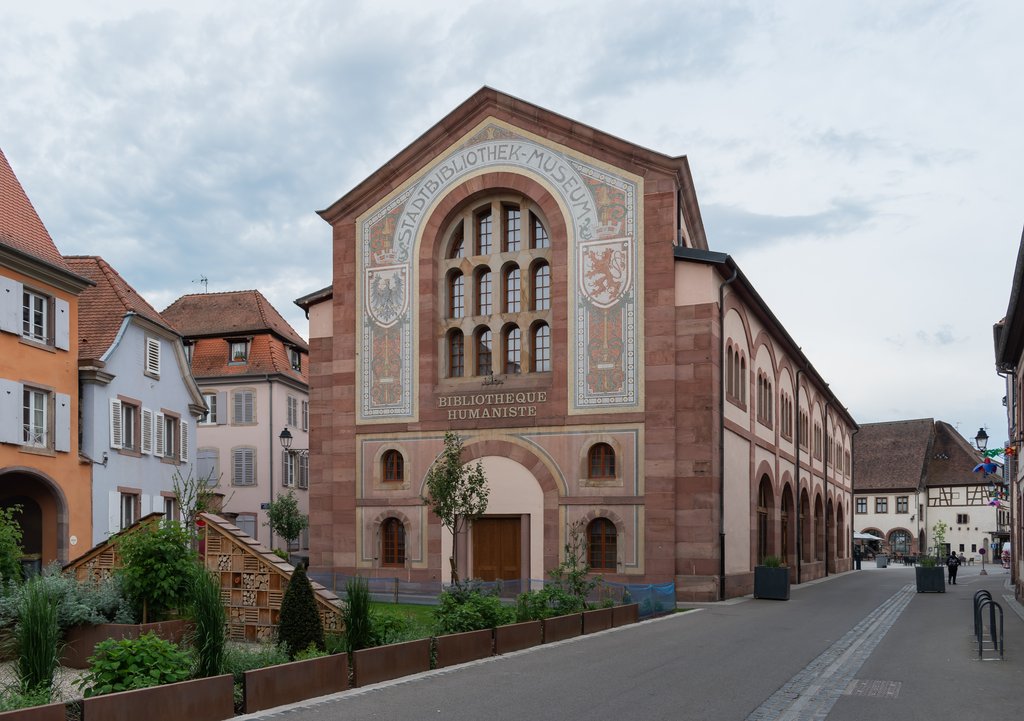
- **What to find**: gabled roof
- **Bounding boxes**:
[65,255,179,360]
[162,290,308,350]
[0,147,73,273]
[925,421,994,488]
[853,419,935,491]
[188,334,308,384]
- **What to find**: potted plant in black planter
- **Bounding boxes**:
[754,555,790,600]
[915,556,945,593]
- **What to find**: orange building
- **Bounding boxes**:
[0,148,93,571]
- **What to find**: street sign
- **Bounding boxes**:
[260,502,270,510]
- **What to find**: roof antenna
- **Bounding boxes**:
[192,275,208,293]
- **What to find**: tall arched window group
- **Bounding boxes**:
[442,198,552,379]
[726,342,746,404]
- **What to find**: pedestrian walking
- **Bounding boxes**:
[947,550,960,584]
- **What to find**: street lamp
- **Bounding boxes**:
[278,427,308,456]
[975,428,989,452]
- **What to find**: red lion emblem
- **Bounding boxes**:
[584,248,626,302]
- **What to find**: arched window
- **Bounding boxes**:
[503,205,521,252]
[476,210,492,255]
[588,443,615,479]
[381,518,405,567]
[504,326,521,374]
[757,477,773,564]
[889,529,911,555]
[475,328,492,376]
[448,222,465,258]
[532,323,551,372]
[587,518,617,571]
[448,272,464,319]
[382,450,404,483]
[448,330,464,378]
[532,263,550,311]
[739,355,746,404]
[504,266,521,313]
[476,268,492,315]
[530,212,549,249]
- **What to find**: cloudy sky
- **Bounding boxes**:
[3,1,1022,445]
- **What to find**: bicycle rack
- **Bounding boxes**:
[974,592,1004,660]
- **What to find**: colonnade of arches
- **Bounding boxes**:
[755,475,846,572]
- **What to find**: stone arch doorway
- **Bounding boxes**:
[441,455,545,586]
[0,468,70,570]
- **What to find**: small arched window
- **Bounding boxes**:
[448,222,465,258]
[504,326,521,374]
[448,272,464,319]
[476,210,492,255]
[475,328,493,376]
[588,443,615,479]
[382,450,404,483]
[532,323,551,372]
[530,212,549,249]
[381,517,406,567]
[532,263,550,311]
[587,518,617,571]
[476,268,492,315]
[448,330,464,378]
[504,266,521,312]
[504,205,521,252]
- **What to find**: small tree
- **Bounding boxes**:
[422,432,489,586]
[278,563,324,659]
[265,490,309,551]
[0,505,24,584]
[172,465,224,540]
[550,519,600,608]
[931,520,949,560]
[116,521,197,623]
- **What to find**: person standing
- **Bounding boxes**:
[947,550,961,584]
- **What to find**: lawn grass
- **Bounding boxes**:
[370,601,435,640]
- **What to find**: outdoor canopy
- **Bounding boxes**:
[853,531,885,541]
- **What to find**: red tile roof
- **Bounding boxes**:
[0,147,74,273]
[65,256,178,360]
[854,419,993,491]
[162,290,307,350]
[187,334,308,384]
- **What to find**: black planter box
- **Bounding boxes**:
[915,566,946,593]
[754,566,790,600]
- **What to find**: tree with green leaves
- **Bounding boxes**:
[265,490,309,551]
[931,519,949,561]
[422,432,489,586]
[278,563,324,659]
[0,504,24,584]
[115,521,197,623]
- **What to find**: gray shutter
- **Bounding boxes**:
[109,399,123,449]
[141,408,153,454]
[196,448,219,486]
[282,450,290,487]
[0,278,20,335]
[54,298,70,350]
[145,337,161,376]
[0,379,22,444]
[216,391,227,425]
[155,413,165,456]
[179,420,189,463]
[55,393,71,452]
[232,391,242,424]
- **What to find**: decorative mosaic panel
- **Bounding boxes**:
[356,119,643,422]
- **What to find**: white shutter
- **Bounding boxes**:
[109,399,123,449]
[0,379,22,444]
[54,298,70,350]
[145,337,161,376]
[0,278,21,335]
[179,420,189,463]
[141,408,153,454]
[282,450,290,487]
[55,393,71,453]
[155,413,165,456]
[232,391,242,424]
[216,391,227,425]
[301,400,309,431]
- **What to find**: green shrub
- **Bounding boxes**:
[0,505,24,586]
[371,609,413,645]
[433,587,514,635]
[515,586,584,621]
[0,684,51,711]
[341,577,374,652]
[761,555,782,568]
[116,521,197,623]
[16,577,59,696]
[294,642,328,661]
[0,564,136,634]
[278,565,324,659]
[919,556,938,568]
[77,632,192,697]
[189,569,226,678]
[222,642,289,683]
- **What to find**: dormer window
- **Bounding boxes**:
[229,340,249,364]
[289,347,301,372]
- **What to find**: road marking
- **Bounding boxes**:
[745,584,915,721]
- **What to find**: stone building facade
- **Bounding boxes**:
[299,88,856,600]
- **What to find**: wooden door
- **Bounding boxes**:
[472,517,521,582]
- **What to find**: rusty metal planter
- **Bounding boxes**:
[352,638,431,687]
[494,620,542,654]
[434,628,494,668]
[244,653,348,712]
[80,673,234,721]
[62,620,190,669]
[0,703,67,721]
[542,613,582,643]
[612,603,639,627]
[582,607,613,634]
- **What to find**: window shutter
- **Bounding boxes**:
[141,409,153,454]
[216,391,227,425]
[301,400,309,431]
[145,337,161,376]
[0,379,22,444]
[0,278,20,335]
[155,413,165,456]
[179,421,189,463]
[244,391,254,423]
[109,399,123,449]
[54,298,70,350]
[233,391,243,424]
[55,393,71,452]
[233,450,244,485]
[299,453,308,489]
[282,450,290,487]
[197,448,219,486]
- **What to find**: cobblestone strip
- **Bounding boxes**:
[745,584,915,721]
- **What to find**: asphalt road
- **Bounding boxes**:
[240,565,1021,721]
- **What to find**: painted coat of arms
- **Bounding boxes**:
[579,237,632,308]
[365,266,409,328]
